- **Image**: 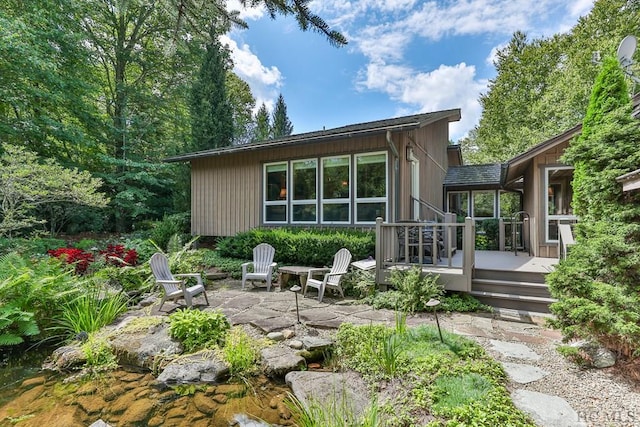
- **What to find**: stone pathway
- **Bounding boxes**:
[152,279,629,427]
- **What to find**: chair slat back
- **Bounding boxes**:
[327,248,352,285]
[253,243,275,274]
[150,253,180,293]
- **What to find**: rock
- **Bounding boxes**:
[155,351,229,386]
[285,371,371,420]
[109,318,182,370]
[21,376,46,388]
[282,329,296,339]
[193,393,217,415]
[42,344,86,371]
[289,340,303,350]
[89,420,112,427]
[213,393,228,404]
[512,390,585,427]
[267,332,285,341]
[501,362,549,384]
[232,414,271,427]
[118,398,155,424]
[76,395,106,415]
[139,295,158,307]
[489,340,541,361]
[302,336,333,352]
[261,346,305,377]
[570,340,616,368]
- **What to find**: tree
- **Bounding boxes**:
[547,58,640,358]
[254,103,272,141]
[226,73,256,145]
[271,94,293,138]
[0,144,109,237]
[191,27,234,150]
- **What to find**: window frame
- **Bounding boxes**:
[544,165,577,243]
[471,190,496,219]
[291,158,318,224]
[354,151,388,224]
[263,161,289,224]
[320,155,352,224]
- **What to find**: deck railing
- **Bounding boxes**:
[374,217,476,292]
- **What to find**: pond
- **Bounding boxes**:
[0,347,296,427]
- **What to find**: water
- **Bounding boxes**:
[0,348,296,427]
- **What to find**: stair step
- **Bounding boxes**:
[470,290,557,313]
[472,279,552,298]
[474,268,547,284]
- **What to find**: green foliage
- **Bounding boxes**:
[430,373,493,414]
[253,103,271,142]
[82,334,118,372]
[388,268,444,313]
[149,213,191,252]
[0,144,109,237]
[216,228,375,267]
[286,392,380,427]
[271,93,293,138]
[200,249,246,279]
[169,309,230,353]
[438,293,493,313]
[547,222,640,357]
[0,237,66,256]
[341,269,376,298]
[0,305,40,346]
[190,27,234,151]
[476,219,500,250]
[221,326,263,379]
[55,284,129,338]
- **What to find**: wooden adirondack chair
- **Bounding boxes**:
[304,248,352,303]
[149,252,209,310]
[241,243,277,291]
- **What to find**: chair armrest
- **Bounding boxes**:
[174,273,203,286]
[240,262,253,268]
[307,268,330,279]
[156,279,183,285]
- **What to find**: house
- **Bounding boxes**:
[166,109,462,237]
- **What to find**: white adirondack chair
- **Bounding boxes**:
[241,243,277,291]
[149,252,209,310]
[304,248,352,303]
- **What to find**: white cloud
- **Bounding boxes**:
[220,35,282,111]
[569,0,594,18]
[359,61,485,140]
[226,0,265,21]
[486,42,508,67]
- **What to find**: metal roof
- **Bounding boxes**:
[443,163,505,190]
[165,108,461,162]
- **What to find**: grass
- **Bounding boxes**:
[286,392,381,427]
[335,321,535,426]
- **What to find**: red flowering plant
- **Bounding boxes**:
[48,244,139,275]
[47,248,94,275]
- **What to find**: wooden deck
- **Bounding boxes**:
[444,250,558,274]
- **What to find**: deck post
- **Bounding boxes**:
[499,218,505,252]
[444,212,456,261]
[375,217,385,290]
[462,217,475,292]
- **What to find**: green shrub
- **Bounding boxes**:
[439,292,493,313]
[0,305,40,346]
[341,269,376,298]
[216,228,375,267]
[82,334,118,372]
[388,267,444,313]
[169,308,230,353]
[150,213,191,251]
[222,326,263,379]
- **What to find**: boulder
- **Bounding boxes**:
[42,344,86,371]
[569,340,616,368]
[155,351,230,386]
[261,346,305,377]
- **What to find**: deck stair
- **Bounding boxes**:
[470,268,556,314]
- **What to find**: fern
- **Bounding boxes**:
[0,305,40,346]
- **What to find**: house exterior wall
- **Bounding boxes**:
[190,120,452,237]
[529,139,571,258]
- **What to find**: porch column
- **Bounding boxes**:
[462,217,475,292]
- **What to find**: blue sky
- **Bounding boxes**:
[224,0,595,142]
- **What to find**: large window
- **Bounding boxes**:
[263,153,388,225]
[545,166,576,242]
[448,192,469,217]
[292,159,317,223]
[355,152,387,223]
[321,156,350,223]
[264,162,288,223]
[471,191,495,218]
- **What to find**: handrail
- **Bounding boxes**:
[511,211,531,256]
[410,196,445,222]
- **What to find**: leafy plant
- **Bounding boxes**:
[169,308,230,353]
[54,285,129,338]
[439,292,493,313]
[388,267,444,313]
[82,334,118,372]
[0,305,40,346]
[285,392,380,427]
[221,326,263,379]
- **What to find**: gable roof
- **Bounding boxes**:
[444,163,505,190]
[165,108,461,162]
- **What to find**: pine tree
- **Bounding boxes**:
[271,93,293,138]
[190,28,234,151]
[254,103,271,142]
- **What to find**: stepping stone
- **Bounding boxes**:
[489,340,540,361]
[251,316,297,333]
[512,390,585,427]
[502,362,548,384]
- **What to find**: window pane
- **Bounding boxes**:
[548,220,559,241]
[473,192,494,217]
[500,192,520,217]
[323,157,349,199]
[357,202,385,222]
[265,205,286,222]
[448,192,468,216]
[292,204,316,222]
[357,154,386,198]
[266,163,287,201]
[323,203,349,222]
[292,159,317,201]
